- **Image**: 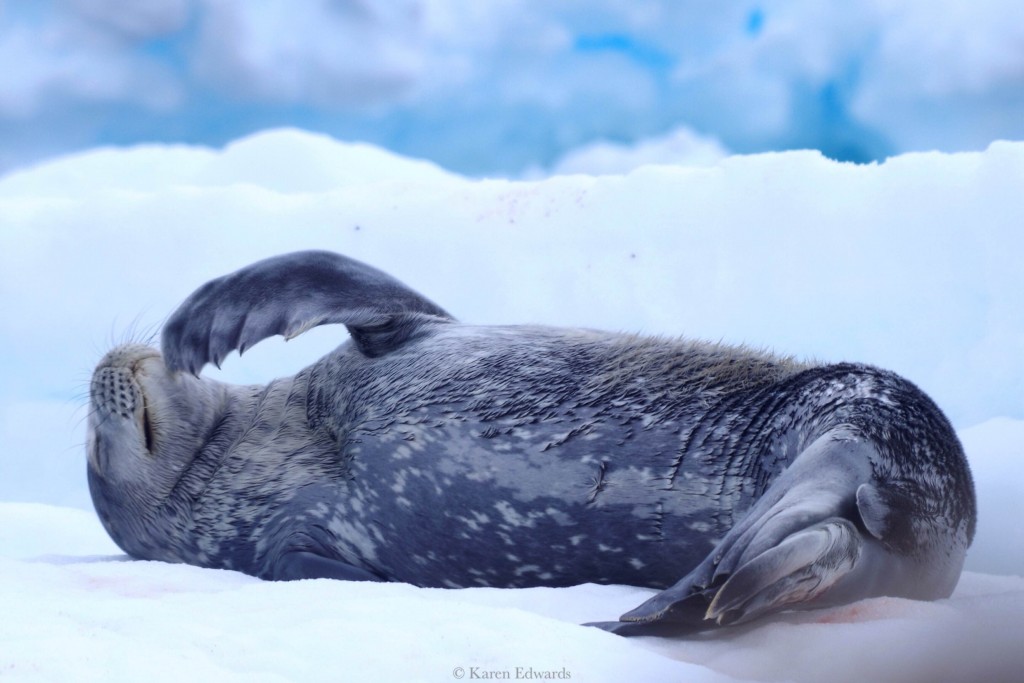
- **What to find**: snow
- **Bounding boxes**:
[958,419,1024,575]
[1,504,1021,682]
[0,128,1022,680]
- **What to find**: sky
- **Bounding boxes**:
[2,0,1024,176]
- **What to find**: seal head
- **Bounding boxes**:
[87,343,232,560]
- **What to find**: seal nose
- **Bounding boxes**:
[91,345,161,417]
[92,364,140,420]
[89,344,164,463]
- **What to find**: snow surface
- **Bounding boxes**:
[0,129,1022,680]
[2,505,1021,683]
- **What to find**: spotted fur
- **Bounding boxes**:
[87,251,976,636]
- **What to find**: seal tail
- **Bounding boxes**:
[161,250,454,374]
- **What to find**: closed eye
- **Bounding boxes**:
[143,411,155,453]
[141,398,155,453]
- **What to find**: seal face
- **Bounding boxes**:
[87,250,976,636]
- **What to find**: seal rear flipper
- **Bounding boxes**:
[613,519,860,633]
[704,518,859,626]
[273,550,385,582]
[607,430,884,636]
[585,615,712,637]
[585,588,716,636]
[162,250,454,374]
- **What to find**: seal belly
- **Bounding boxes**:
[340,414,734,589]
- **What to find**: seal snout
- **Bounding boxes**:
[89,345,164,465]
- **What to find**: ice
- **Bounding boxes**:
[0,129,1021,681]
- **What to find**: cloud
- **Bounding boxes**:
[0,4,181,118]
[0,1,1022,175]
[191,0,425,108]
[544,126,728,176]
[65,0,191,39]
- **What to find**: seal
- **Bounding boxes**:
[86,250,976,636]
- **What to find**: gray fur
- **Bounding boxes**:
[87,250,976,636]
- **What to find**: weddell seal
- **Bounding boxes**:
[86,250,976,636]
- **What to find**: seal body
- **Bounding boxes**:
[87,251,976,635]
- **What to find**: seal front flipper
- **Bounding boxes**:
[162,250,454,374]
